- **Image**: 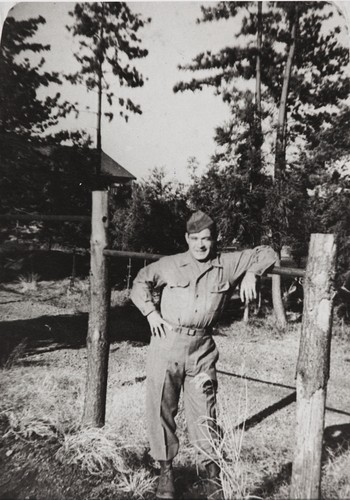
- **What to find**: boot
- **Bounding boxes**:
[205,462,224,500]
[156,460,175,500]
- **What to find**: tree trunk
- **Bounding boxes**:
[272,255,287,329]
[245,2,263,323]
[96,3,105,167]
[97,68,102,156]
[271,5,299,329]
[251,0,263,195]
[70,246,76,289]
[274,5,298,179]
[290,234,337,499]
[255,1,262,120]
[82,190,110,427]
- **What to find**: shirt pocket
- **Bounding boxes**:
[211,281,230,294]
[209,281,230,313]
[166,280,190,314]
[169,280,190,289]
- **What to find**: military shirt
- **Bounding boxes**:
[131,246,277,329]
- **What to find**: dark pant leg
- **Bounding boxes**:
[146,331,184,461]
[183,335,220,466]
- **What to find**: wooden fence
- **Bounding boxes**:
[87,191,337,499]
[1,191,337,499]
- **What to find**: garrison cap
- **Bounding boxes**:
[186,210,216,234]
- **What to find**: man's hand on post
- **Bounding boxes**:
[240,271,257,303]
[147,310,173,338]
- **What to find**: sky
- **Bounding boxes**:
[1,1,350,184]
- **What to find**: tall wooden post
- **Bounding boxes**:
[82,190,110,427]
[290,234,337,499]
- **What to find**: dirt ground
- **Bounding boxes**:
[1,281,350,499]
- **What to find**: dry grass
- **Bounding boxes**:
[111,288,132,308]
[107,383,148,449]
[1,285,350,499]
[200,399,249,498]
[17,272,40,292]
[49,278,90,312]
[118,470,157,498]
[57,426,129,476]
[0,345,153,495]
[3,338,28,370]
[1,367,84,439]
[194,378,265,499]
[322,448,350,499]
[19,280,132,312]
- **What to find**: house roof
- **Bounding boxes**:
[0,133,137,183]
[97,150,136,181]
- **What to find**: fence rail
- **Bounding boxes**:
[4,192,335,498]
[0,214,305,278]
[103,249,306,278]
[0,214,90,222]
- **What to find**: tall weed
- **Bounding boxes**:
[17,272,40,292]
[196,379,261,499]
[1,368,84,439]
[57,426,129,476]
[118,469,157,498]
[3,338,28,369]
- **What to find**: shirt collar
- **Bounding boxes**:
[179,250,223,268]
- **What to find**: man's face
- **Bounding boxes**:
[185,228,215,261]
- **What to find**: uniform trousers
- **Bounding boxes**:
[146,325,219,466]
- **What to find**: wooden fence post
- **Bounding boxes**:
[82,190,110,427]
[126,257,132,289]
[290,233,337,499]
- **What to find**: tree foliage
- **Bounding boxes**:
[174,1,349,164]
[0,132,95,248]
[110,168,189,255]
[187,162,268,249]
[0,15,77,137]
[174,1,350,268]
[66,1,150,140]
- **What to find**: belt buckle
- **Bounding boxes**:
[187,328,196,336]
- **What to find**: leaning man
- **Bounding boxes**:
[130,211,277,499]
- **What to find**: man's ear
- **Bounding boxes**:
[185,232,190,245]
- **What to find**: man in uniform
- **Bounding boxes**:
[130,210,277,499]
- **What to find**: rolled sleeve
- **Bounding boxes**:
[227,245,277,284]
[245,246,277,276]
[130,259,166,317]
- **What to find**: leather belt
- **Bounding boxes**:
[171,324,212,336]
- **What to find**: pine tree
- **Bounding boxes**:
[111,168,189,255]
[175,1,349,173]
[174,1,349,326]
[67,2,150,153]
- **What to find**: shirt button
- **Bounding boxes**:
[175,362,178,367]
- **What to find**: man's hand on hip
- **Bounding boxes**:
[240,271,257,303]
[147,310,173,338]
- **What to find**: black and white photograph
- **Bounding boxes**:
[0,1,350,499]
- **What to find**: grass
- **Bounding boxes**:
[1,367,84,439]
[57,426,129,476]
[322,448,350,499]
[3,338,28,370]
[3,277,132,315]
[17,272,40,292]
[196,380,255,499]
[0,363,154,497]
[118,470,157,498]
[1,278,350,499]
